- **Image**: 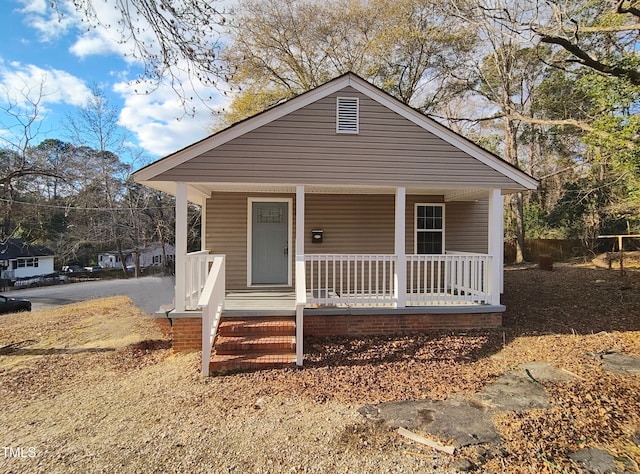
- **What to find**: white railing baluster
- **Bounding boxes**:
[303,253,490,308]
[184,251,221,311]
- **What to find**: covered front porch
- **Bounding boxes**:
[168,184,506,374]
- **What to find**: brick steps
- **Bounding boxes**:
[209,353,297,374]
[217,317,295,337]
[209,316,296,375]
[215,335,296,354]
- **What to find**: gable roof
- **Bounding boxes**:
[0,239,54,260]
[134,72,538,193]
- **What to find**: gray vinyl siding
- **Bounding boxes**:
[156,87,520,189]
[206,192,489,290]
[304,194,395,254]
[445,200,489,253]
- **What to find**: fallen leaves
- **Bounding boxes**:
[0,264,639,472]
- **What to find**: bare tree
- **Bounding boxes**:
[65,84,129,154]
[218,0,472,125]
[0,80,69,240]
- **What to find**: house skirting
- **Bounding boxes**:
[156,305,504,352]
[303,311,503,337]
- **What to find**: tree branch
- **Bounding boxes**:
[617,0,640,18]
[505,112,637,150]
[539,35,640,85]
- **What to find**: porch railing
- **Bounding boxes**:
[305,253,491,307]
[185,251,221,311]
[305,254,397,306]
[407,252,491,305]
[198,255,225,376]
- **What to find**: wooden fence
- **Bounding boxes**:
[504,238,640,264]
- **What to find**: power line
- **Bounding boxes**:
[0,196,176,212]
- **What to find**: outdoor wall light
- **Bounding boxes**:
[311,229,323,243]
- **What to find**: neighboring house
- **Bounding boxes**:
[133,72,538,374]
[0,239,55,280]
[98,243,175,269]
[97,251,121,269]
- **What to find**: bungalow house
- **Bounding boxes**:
[98,243,175,269]
[0,239,55,280]
[133,73,538,375]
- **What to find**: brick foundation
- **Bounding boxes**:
[154,318,173,338]
[158,312,503,352]
[155,317,202,352]
[304,312,502,337]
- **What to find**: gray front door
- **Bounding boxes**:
[251,201,289,285]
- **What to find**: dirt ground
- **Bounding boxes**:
[1,263,639,473]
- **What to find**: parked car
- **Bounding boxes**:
[62,265,85,272]
[0,295,31,314]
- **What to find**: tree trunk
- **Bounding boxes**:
[133,251,140,278]
[157,224,169,275]
[116,239,128,276]
[504,118,527,263]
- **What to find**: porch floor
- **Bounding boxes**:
[223,292,296,316]
[220,291,504,317]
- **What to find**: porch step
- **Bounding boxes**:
[214,335,296,354]
[210,316,296,375]
[209,353,296,374]
[217,317,295,337]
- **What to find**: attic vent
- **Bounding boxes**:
[336,97,359,134]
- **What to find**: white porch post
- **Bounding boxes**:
[295,185,305,366]
[175,182,188,312]
[488,188,504,305]
[394,186,407,308]
[200,197,207,252]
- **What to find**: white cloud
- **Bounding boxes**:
[114,75,227,156]
[16,0,47,15]
[16,0,74,41]
[0,60,92,109]
[68,2,143,60]
[10,0,233,156]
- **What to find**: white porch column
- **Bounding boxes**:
[200,196,207,252]
[488,189,504,305]
[394,186,406,308]
[295,185,305,366]
[295,185,305,261]
[175,182,188,312]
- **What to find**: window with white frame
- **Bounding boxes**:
[415,204,445,254]
[13,257,39,268]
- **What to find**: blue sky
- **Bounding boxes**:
[0,0,230,164]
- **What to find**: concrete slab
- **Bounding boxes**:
[359,362,580,449]
[569,448,622,474]
[359,359,632,469]
[359,395,501,447]
[599,353,640,375]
